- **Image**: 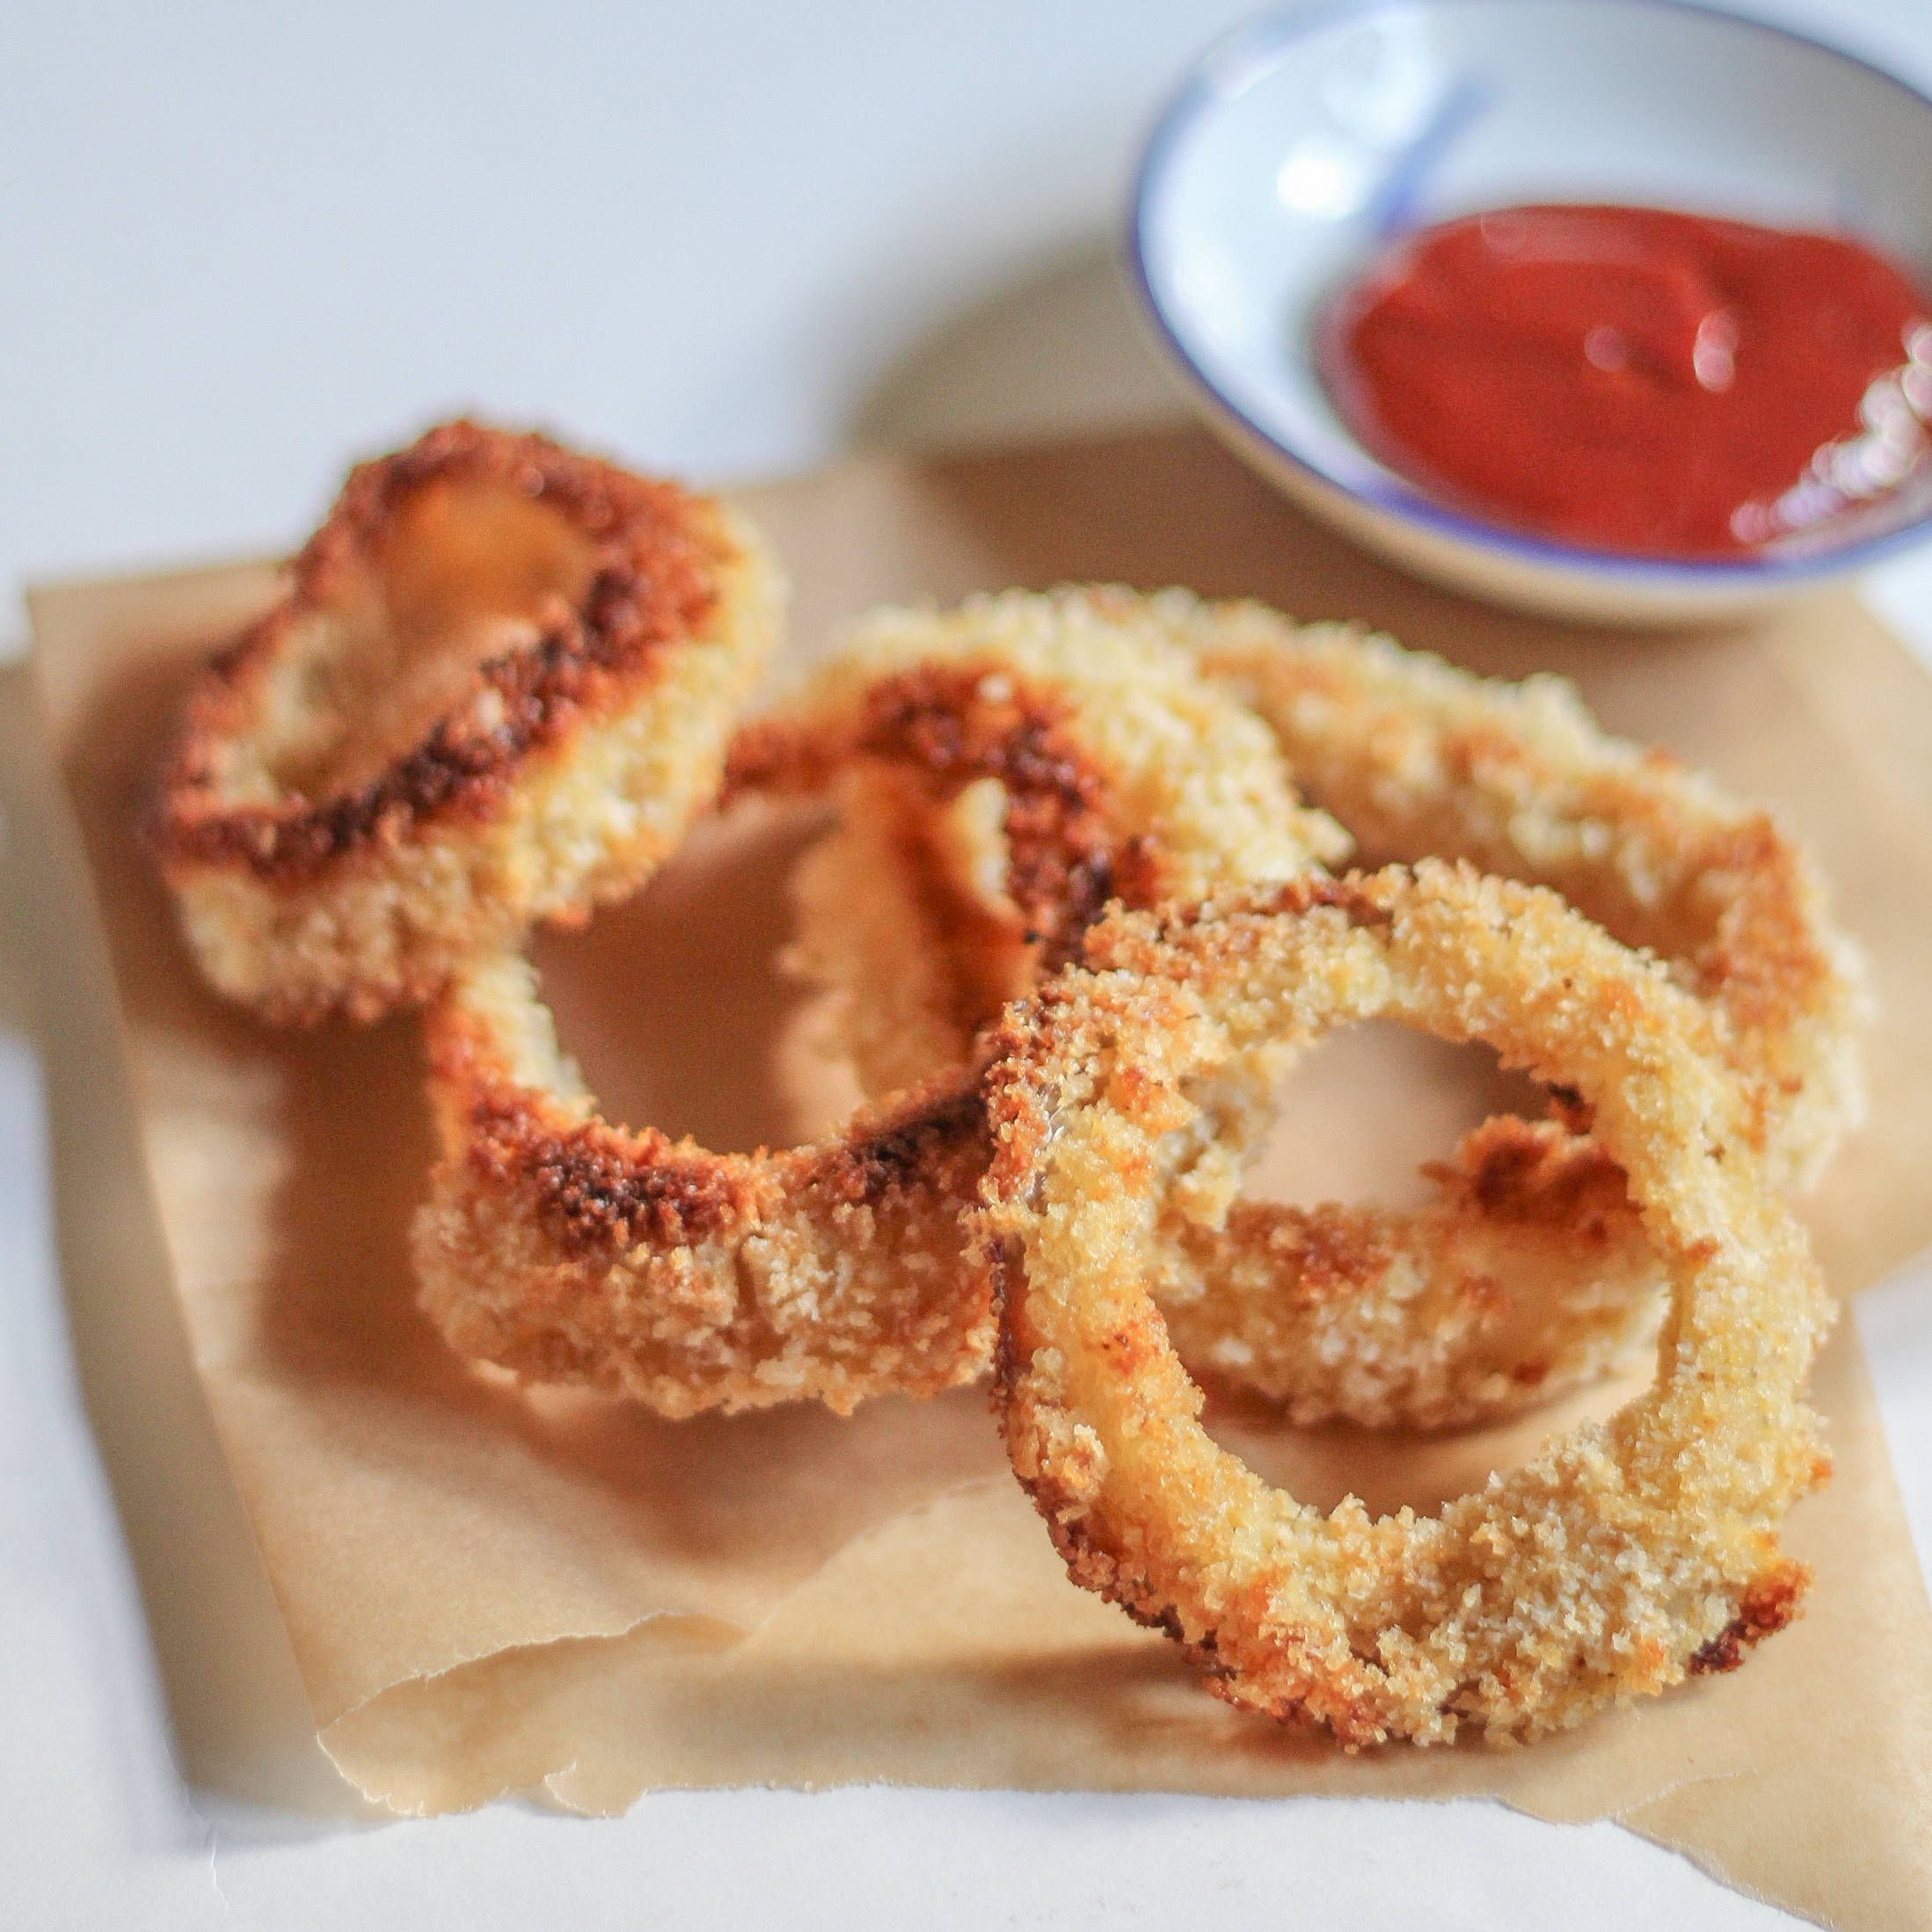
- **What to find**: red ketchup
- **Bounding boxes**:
[1316,205,1932,559]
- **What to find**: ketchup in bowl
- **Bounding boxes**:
[1316,205,1932,560]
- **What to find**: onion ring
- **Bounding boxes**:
[781,591,1671,1428]
[725,585,1347,1097]
[976,862,1834,1746]
[411,952,992,1418]
[413,588,1338,1415]
[155,419,784,1023]
[1172,600,1865,1192]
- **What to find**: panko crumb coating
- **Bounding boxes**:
[727,584,1348,1097]
[1155,1107,1662,1431]
[775,588,1669,1429]
[411,951,995,1418]
[413,587,1338,1415]
[977,864,1834,1746]
[154,419,784,1024]
[1164,596,1866,1192]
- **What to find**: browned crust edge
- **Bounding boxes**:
[726,659,1165,973]
[415,957,1000,1413]
[154,419,740,883]
[436,990,993,1265]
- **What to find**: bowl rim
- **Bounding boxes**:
[1126,0,1932,587]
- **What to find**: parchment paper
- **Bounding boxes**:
[25,426,1932,1930]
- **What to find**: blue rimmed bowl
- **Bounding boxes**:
[1129,0,1932,625]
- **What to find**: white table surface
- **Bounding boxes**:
[4,3,1931,1926]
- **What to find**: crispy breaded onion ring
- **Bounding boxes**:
[155,420,784,1023]
[977,863,1834,1746]
[725,585,1348,1097]
[1169,599,1864,1192]
[413,589,1338,1415]
[412,952,992,1418]
[780,590,1666,1428]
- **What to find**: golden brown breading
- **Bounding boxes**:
[414,589,1336,1415]
[1168,597,1864,1191]
[728,585,1347,1094]
[1153,1112,1661,1431]
[780,589,1669,1428]
[411,952,994,1417]
[154,419,784,1023]
[976,864,1834,1746]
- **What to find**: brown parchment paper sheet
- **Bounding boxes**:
[24,426,1932,1929]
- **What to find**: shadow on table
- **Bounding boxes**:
[849,237,1185,457]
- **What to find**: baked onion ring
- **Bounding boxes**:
[412,952,992,1418]
[413,588,1338,1415]
[725,585,1347,1097]
[977,863,1834,1746]
[1171,599,1864,1192]
[155,419,784,1023]
[781,591,1667,1428]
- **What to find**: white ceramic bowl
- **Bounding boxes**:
[1129,0,1932,624]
